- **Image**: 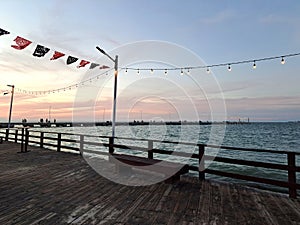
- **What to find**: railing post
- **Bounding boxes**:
[109,137,114,154]
[40,132,44,148]
[287,152,297,198]
[198,145,205,180]
[14,129,18,143]
[5,129,9,141]
[24,128,29,152]
[20,128,24,152]
[79,135,84,155]
[148,140,153,159]
[57,133,61,152]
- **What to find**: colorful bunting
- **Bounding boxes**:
[33,44,50,57]
[89,63,99,69]
[11,36,32,50]
[77,60,90,68]
[66,56,78,65]
[4,30,108,72]
[99,65,110,69]
[50,51,65,60]
[0,28,10,36]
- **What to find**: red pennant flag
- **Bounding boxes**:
[50,51,65,60]
[77,60,90,68]
[11,36,32,50]
[99,65,110,69]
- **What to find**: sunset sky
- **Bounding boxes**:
[1,0,300,122]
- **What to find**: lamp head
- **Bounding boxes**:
[96,46,106,55]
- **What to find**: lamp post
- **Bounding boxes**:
[96,46,118,139]
[6,85,15,129]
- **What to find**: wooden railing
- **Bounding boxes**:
[1,128,299,198]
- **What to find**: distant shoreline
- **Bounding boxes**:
[0,120,299,129]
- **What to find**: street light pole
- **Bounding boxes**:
[96,46,118,139]
[112,55,118,139]
[7,85,15,129]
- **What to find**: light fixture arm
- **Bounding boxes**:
[96,46,115,63]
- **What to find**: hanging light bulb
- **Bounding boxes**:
[228,64,231,71]
[206,67,210,74]
[137,69,140,74]
[180,69,184,75]
[253,61,256,69]
[125,68,128,74]
[150,69,154,74]
[281,57,285,65]
[165,69,168,75]
[187,68,190,75]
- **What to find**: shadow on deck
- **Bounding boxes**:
[0,142,300,225]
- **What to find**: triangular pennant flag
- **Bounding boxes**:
[50,51,65,60]
[77,60,90,68]
[89,63,99,69]
[33,44,50,57]
[0,28,10,36]
[11,36,32,50]
[66,56,78,65]
[99,65,110,69]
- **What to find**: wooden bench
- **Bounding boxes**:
[110,154,189,183]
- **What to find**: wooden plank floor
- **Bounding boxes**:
[0,142,300,225]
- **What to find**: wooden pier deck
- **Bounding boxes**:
[1,142,300,225]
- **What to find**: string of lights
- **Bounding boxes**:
[16,69,114,95]
[122,52,300,74]
[14,52,300,96]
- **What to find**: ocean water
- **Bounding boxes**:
[31,122,300,192]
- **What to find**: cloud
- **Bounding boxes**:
[224,96,300,121]
[197,10,235,25]
[259,14,300,24]
[0,50,52,73]
[102,35,122,47]
[226,96,300,108]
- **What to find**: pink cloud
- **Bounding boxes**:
[1,94,299,123]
